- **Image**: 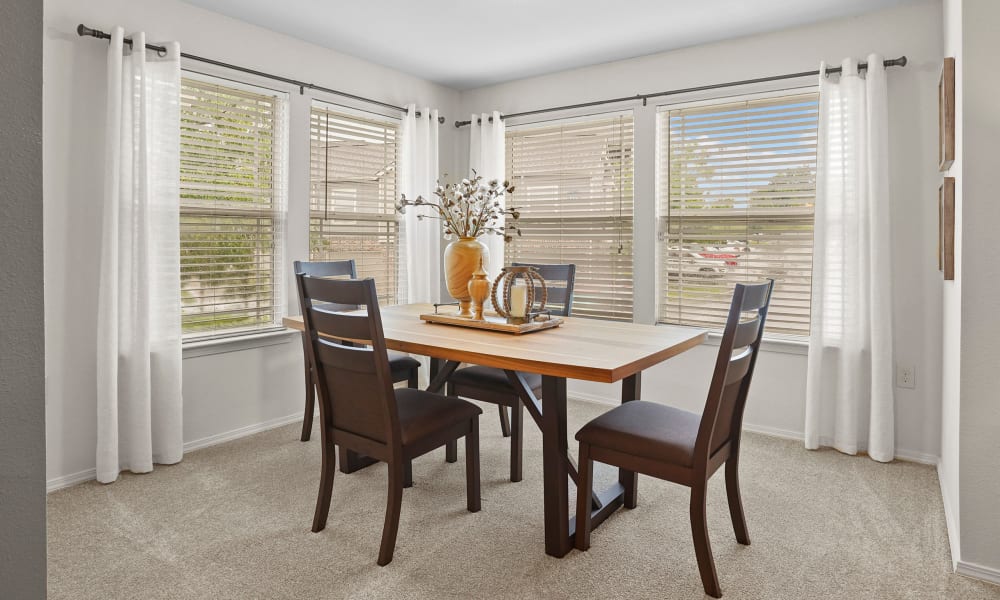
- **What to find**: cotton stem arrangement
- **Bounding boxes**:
[397,170,520,242]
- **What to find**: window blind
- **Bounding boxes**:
[657,93,818,336]
[505,114,634,321]
[179,76,287,338]
[309,104,403,305]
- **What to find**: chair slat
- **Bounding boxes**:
[294,259,357,279]
[315,338,377,374]
[724,347,754,385]
[732,316,762,349]
[537,287,568,305]
[739,282,772,312]
[310,307,372,343]
[302,276,373,307]
[513,262,576,318]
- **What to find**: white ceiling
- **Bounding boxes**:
[181,0,915,90]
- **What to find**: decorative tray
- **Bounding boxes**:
[419,311,563,335]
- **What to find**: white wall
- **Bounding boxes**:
[940,0,963,569]
[458,0,945,462]
[43,0,461,487]
[956,0,1000,578]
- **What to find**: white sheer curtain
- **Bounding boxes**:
[469,111,506,281]
[400,105,441,304]
[96,28,183,483]
[805,55,894,462]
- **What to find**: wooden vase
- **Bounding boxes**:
[467,257,491,321]
[444,237,489,318]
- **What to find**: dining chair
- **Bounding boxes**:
[297,273,482,566]
[573,280,773,598]
[446,263,576,482]
[293,260,420,446]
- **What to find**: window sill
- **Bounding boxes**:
[657,323,808,356]
[705,331,808,356]
[182,328,299,359]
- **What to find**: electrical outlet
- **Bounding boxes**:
[896,365,916,389]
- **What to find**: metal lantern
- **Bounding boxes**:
[490,266,547,324]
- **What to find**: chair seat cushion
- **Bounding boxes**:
[387,351,420,373]
[575,401,701,467]
[448,366,542,392]
[395,388,482,446]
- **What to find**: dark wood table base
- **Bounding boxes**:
[337,356,641,558]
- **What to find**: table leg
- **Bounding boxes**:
[620,372,641,508]
[427,358,459,394]
[541,375,572,557]
[427,358,461,461]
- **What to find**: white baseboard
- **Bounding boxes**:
[46,412,303,493]
[46,468,98,493]
[182,412,302,453]
[568,390,619,406]
[568,393,938,465]
[956,561,1000,586]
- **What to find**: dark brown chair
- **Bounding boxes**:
[574,280,773,598]
[297,273,482,566]
[446,263,576,482]
[293,260,420,444]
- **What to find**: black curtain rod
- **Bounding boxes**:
[77,24,447,124]
[454,55,907,127]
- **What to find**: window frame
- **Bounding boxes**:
[178,70,290,343]
[654,86,820,339]
[307,100,404,306]
[504,109,636,322]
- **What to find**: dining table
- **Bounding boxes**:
[283,303,706,558]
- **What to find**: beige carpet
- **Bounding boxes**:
[48,399,998,600]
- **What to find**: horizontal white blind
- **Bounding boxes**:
[180,76,286,338]
[309,105,403,305]
[506,114,634,321]
[658,93,818,336]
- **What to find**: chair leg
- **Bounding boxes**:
[621,469,638,509]
[377,460,405,566]
[445,383,458,463]
[498,404,512,438]
[301,367,315,442]
[403,459,413,489]
[465,420,481,512]
[510,399,523,482]
[311,442,335,532]
[407,368,418,389]
[574,443,594,551]
[726,457,750,545]
[690,484,722,598]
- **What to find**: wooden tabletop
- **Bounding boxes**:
[284,304,705,383]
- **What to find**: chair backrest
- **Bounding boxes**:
[511,262,577,317]
[694,280,774,469]
[295,273,399,446]
[293,259,359,313]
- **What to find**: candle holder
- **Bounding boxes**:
[490,266,547,325]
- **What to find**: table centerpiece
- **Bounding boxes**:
[397,171,519,317]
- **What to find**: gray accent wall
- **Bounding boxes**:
[0,0,46,596]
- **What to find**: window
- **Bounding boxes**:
[309,104,403,305]
[179,76,287,338]
[505,114,634,321]
[657,93,818,336]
